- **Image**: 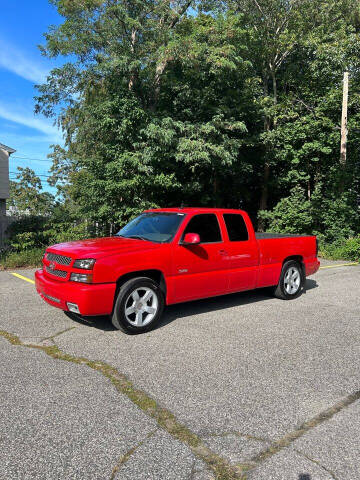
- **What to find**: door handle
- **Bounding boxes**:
[219,249,228,256]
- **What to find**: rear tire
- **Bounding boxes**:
[111,277,164,334]
[274,260,304,300]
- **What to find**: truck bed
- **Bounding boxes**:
[255,232,310,239]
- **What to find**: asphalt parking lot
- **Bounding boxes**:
[1,259,359,480]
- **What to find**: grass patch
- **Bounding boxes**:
[0,248,44,270]
[319,236,360,262]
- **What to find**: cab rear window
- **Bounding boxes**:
[223,214,249,241]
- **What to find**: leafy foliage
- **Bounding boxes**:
[319,236,360,261]
[0,248,44,270]
[259,185,360,242]
[9,168,54,216]
[6,214,89,252]
[9,0,360,258]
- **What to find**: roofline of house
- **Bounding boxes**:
[0,142,16,154]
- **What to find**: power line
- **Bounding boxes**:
[9,177,50,182]
[10,171,52,178]
[11,155,52,163]
[9,178,53,186]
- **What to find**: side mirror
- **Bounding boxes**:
[182,233,200,245]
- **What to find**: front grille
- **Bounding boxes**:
[45,266,68,279]
[46,252,72,266]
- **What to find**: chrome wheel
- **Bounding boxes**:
[124,287,159,327]
[284,266,301,295]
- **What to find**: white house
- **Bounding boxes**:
[0,142,16,247]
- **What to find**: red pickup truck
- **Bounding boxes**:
[35,208,319,333]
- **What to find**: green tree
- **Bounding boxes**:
[36,3,256,227]
[34,0,360,238]
[231,0,360,228]
[9,167,54,216]
[230,0,315,221]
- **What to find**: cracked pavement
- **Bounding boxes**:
[0,260,359,479]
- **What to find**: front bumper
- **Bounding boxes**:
[35,269,116,316]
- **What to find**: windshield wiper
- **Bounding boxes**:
[126,235,149,241]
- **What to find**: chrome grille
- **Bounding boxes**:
[45,266,68,279]
[46,252,72,266]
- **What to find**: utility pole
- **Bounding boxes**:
[340,71,349,166]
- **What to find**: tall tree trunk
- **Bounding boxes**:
[307,159,311,200]
[258,68,278,231]
[271,68,277,106]
[340,71,349,167]
[339,71,349,192]
[259,161,270,211]
[149,0,192,111]
[150,60,167,111]
[128,29,137,91]
[258,73,271,231]
[213,170,218,207]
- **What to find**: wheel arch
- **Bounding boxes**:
[114,269,167,308]
[282,255,305,279]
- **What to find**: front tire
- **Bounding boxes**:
[274,260,304,300]
[111,277,164,334]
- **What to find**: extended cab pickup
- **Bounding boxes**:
[35,208,320,333]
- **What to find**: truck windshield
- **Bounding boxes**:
[116,212,186,243]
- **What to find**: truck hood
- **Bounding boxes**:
[47,236,163,259]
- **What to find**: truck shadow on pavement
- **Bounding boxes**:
[64,311,116,331]
[65,279,318,332]
[161,278,318,329]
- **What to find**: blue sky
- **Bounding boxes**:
[0,0,64,193]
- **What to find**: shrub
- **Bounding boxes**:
[6,216,48,251]
[319,236,360,261]
[0,248,44,270]
[259,185,359,243]
[5,215,89,252]
[258,186,313,234]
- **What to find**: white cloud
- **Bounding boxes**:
[0,102,62,142]
[0,39,50,84]
[0,131,59,145]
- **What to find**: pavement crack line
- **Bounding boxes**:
[109,429,158,480]
[189,457,197,480]
[0,329,246,480]
[203,431,268,443]
[239,389,360,474]
[293,448,339,480]
[40,326,77,343]
[4,326,355,479]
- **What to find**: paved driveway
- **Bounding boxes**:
[1,260,359,479]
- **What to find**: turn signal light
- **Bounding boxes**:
[70,273,93,283]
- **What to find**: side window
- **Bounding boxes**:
[183,214,222,243]
[223,214,249,241]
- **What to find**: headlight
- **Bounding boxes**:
[70,273,93,283]
[73,258,96,269]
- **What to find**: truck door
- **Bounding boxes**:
[172,213,229,301]
[220,213,259,292]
